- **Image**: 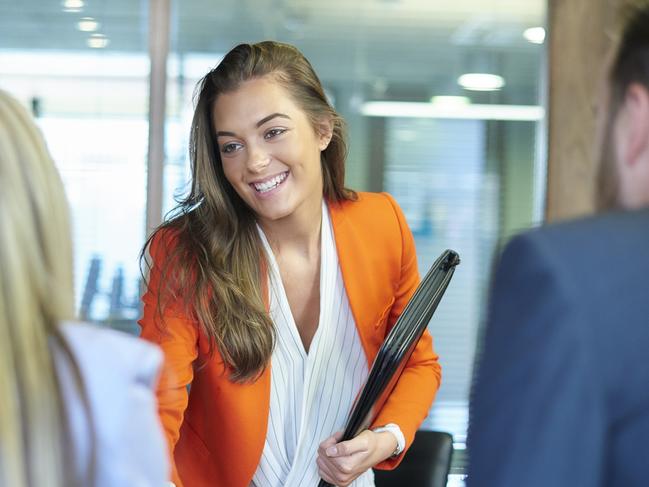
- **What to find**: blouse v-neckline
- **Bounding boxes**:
[252,202,373,487]
[257,209,328,357]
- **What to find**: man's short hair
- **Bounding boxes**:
[609,2,649,114]
[596,2,649,210]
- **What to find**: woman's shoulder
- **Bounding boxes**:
[147,224,183,260]
[61,322,162,384]
[332,191,408,231]
[57,322,168,486]
[58,322,163,436]
[336,191,402,212]
[61,321,162,385]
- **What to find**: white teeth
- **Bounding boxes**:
[253,172,288,193]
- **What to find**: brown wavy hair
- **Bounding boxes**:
[142,41,356,382]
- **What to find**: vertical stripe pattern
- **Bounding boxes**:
[252,203,373,487]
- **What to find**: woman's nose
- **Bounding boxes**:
[246,145,271,173]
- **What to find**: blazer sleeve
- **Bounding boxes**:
[138,231,199,487]
[466,233,605,487]
[372,192,442,469]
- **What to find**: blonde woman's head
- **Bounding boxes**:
[0,90,76,486]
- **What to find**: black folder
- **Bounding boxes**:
[318,249,460,487]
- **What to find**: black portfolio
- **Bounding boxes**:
[318,249,460,487]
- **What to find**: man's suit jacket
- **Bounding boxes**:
[140,191,441,487]
[468,209,649,487]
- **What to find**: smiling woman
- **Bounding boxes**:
[138,41,441,487]
[214,77,331,226]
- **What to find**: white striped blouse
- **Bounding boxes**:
[251,202,374,487]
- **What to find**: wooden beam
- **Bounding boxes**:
[546,0,623,221]
[145,0,170,236]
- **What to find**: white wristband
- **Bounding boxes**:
[372,423,405,457]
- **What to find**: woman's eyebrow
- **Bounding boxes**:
[216,113,291,137]
[256,112,291,127]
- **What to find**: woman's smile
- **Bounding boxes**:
[250,170,290,197]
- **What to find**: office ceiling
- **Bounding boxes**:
[0,0,546,105]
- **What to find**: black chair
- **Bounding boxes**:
[374,430,453,487]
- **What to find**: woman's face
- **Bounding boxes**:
[213,76,331,226]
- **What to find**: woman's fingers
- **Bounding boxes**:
[325,434,370,458]
[316,455,338,484]
[316,430,378,486]
[318,430,344,457]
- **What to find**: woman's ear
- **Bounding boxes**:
[317,117,334,151]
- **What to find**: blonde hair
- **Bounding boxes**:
[0,90,82,486]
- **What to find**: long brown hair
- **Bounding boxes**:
[143,41,356,382]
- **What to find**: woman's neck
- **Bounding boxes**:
[258,198,323,259]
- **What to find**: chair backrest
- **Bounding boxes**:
[374,430,453,487]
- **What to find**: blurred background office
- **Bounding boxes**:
[0,0,548,484]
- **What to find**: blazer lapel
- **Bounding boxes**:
[328,201,378,363]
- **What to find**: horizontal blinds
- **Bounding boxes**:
[383,117,500,442]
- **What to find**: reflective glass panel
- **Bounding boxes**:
[0,0,150,334]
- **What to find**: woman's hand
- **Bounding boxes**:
[316,429,398,486]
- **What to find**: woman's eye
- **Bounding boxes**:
[264,128,286,140]
[221,142,242,154]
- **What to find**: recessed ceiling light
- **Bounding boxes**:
[395,129,418,142]
[87,34,110,49]
[524,27,546,44]
[430,95,471,107]
[457,73,505,92]
[62,0,84,11]
[78,17,100,32]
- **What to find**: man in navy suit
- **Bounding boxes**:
[467,4,649,486]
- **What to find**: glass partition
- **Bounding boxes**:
[0,0,150,334]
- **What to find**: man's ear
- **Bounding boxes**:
[316,117,334,151]
[622,83,649,167]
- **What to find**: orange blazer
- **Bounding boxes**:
[140,192,441,487]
